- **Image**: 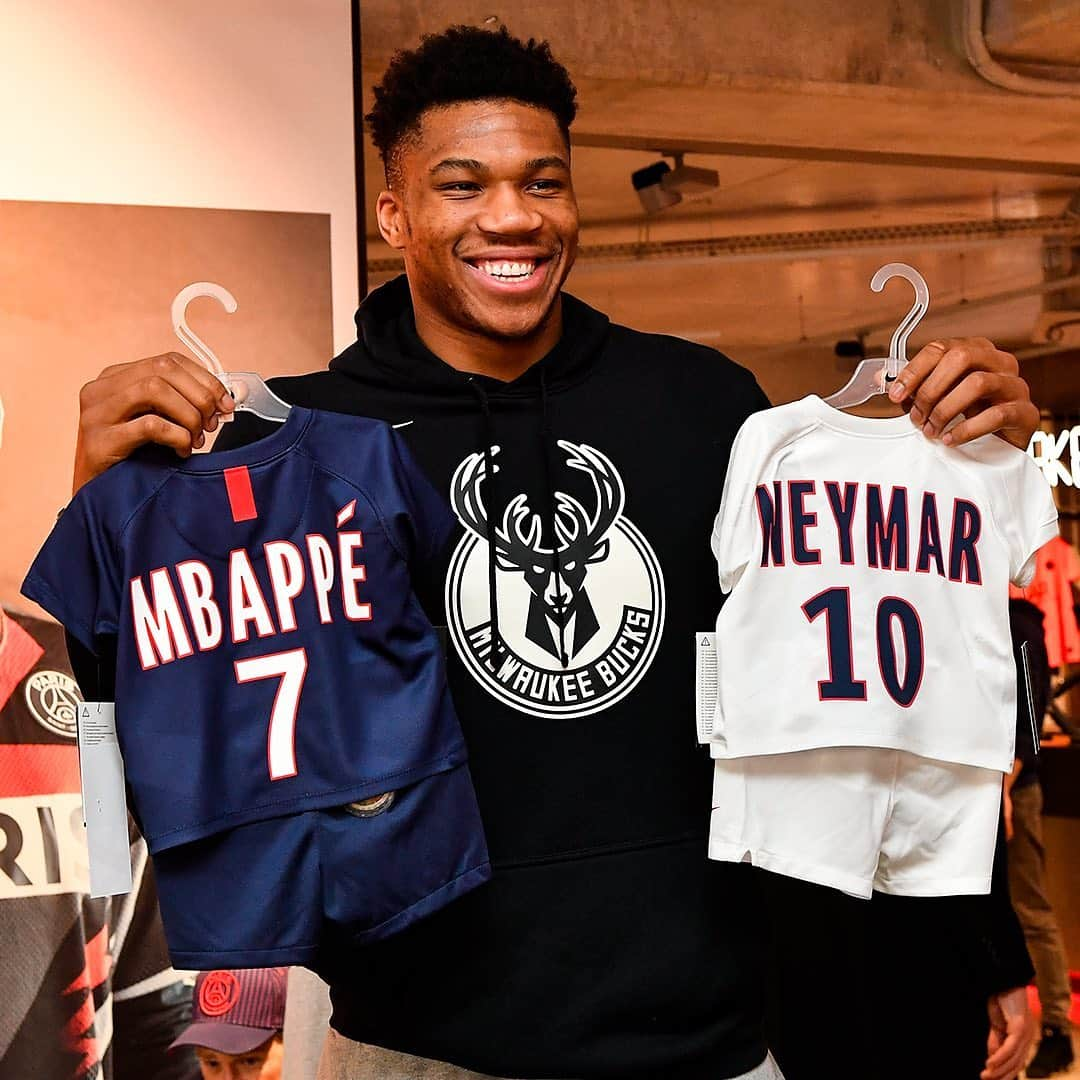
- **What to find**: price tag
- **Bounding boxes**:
[76,702,132,897]
[695,631,718,744]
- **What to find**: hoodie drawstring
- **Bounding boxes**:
[539,370,569,669]
[466,378,505,671]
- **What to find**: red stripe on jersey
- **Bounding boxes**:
[65,924,112,995]
[0,743,80,797]
[224,467,258,523]
[63,925,112,1075]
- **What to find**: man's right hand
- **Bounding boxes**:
[73,353,235,493]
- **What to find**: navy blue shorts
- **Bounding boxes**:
[152,761,490,970]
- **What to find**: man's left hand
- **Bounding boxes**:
[887,337,1039,450]
[982,986,1035,1080]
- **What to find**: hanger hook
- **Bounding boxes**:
[870,263,929,378]
[171,282,238,381]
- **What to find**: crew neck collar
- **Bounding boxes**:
[181,406,313,472]
[804,394,919,438]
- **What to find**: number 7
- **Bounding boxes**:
[234,647,309,780]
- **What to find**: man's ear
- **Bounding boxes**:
[376,191,407,251]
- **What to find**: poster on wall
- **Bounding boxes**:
[0,200,333,611]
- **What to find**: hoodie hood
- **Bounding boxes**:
[331,275,611,397]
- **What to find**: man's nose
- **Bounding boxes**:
[476,183,543,234]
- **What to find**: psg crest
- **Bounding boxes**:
[445,441,665,719]
[24,670,82,738]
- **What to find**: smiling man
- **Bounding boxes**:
[375,101,576,376]
[68,25,1042,1080]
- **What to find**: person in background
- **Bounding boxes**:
[0,605,197,1079]
[0,388,194,1079]
[170,968,286,1080]
[1005,597,1075,1078]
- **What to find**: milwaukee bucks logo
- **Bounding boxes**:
[445,441,665,719]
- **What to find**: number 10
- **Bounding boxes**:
[801,587,923,708]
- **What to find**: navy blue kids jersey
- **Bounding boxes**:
[23,408,490,969]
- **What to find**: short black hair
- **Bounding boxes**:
[366,25,578,187]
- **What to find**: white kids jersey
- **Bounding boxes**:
[704,395,1058,772]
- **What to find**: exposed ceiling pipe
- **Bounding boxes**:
[688,271,1080,353]
[962,0,1080,96]
[571,128,1080,177]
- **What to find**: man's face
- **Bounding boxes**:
[195,1035,282,1080]
[378,99,579,342]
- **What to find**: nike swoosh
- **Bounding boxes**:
[392,420,414,429]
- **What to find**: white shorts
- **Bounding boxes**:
[708,746,1003,899]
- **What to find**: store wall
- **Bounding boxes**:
[0,0,357,352]
[0,201,333,612]
[0,0,356,610]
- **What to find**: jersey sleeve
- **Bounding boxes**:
[710,414,768,594]
[384,428,457,565]
[21,489,124,655]
[1003,455,1059,588]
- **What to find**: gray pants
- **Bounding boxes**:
[1007,780,1073,1030]
[316,1029,785,1080]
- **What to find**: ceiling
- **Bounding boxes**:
[358,0,1080,412]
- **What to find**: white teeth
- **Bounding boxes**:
[477,259,536,279]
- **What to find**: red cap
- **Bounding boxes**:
[170,968,286,1055]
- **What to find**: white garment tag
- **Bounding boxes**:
[76,702,132,897]
[695,632,718,743]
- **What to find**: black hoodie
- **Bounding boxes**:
[196,277,1030,1078]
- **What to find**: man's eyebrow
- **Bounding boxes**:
[525,156,570,172]
[428,156,570,176]
[429,157,486,176]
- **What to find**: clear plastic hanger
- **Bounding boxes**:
[171,282,292,423]
[823,263,930,409]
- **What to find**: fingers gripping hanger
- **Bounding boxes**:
[171,282,291,423]
[823,263,930,409]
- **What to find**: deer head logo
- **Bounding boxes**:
[451,441,625,661]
